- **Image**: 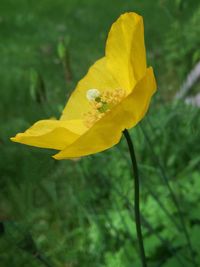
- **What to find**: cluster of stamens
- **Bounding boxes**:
[83,88,125,128]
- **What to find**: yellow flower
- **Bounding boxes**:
[11,12,156,160]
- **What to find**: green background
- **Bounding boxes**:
[1,0,200,266]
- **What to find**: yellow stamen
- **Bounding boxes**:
[84,89,126,128]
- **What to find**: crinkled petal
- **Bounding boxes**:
[53,67,156,159]
[11,119,86,150]
[106,12,146,92]
[61,57,120,120]
[61,12,146,121]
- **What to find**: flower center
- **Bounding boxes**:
[83,88,126,128]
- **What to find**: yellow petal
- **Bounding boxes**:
[53,67,156,159]
[61,57,120,120]
[11,119,86,150]
[61,12,147,121]
[106,12,147,93]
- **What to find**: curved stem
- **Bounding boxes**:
[123,129,147,267]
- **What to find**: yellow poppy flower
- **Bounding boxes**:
[11,12,156,160]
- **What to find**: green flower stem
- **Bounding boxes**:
[123,129,147,267]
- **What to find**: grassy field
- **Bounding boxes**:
[1,0,200,267]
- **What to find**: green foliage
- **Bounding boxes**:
[30,69,47,104]
[164,4,200,81]
[1,103,200,267]
[57,37,72,82]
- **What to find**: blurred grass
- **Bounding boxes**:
[0,0,200,267]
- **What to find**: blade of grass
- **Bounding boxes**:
[140,123,197,267]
